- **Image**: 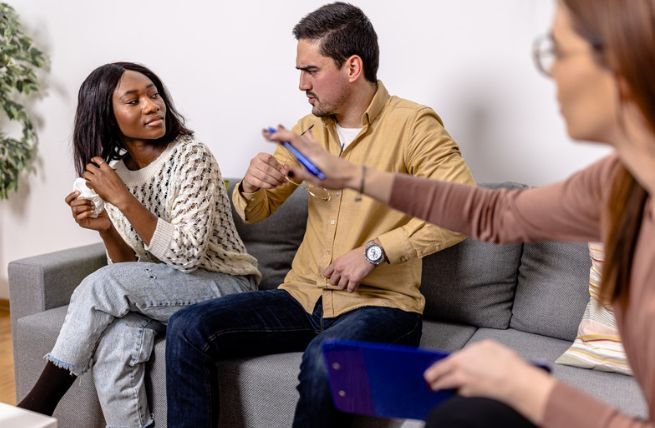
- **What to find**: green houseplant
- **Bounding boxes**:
[0,2,46,200]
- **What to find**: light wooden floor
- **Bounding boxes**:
[0,309,16,405]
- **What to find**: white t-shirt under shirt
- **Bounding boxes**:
[336,124,361,150]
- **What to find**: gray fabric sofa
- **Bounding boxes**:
[9,180,646,427]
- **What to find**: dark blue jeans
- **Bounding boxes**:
[165,289,422,428]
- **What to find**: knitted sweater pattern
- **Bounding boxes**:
[106,135,260,281]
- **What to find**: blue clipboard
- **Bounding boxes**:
[322,339,552,421]
[322,339,455,421]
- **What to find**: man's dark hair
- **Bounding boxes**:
[293,2,379,83]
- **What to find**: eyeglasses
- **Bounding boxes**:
[285,176,332,201]
[532,34,604,77]
[533,35,558,76]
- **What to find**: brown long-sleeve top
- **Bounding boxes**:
[389,153,655,427]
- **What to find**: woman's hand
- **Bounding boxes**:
[65,190,112,232]
[424,340,556,424]
[263,126,361,190]
[82,157,132,209]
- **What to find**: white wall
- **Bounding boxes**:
[0,0,611,299]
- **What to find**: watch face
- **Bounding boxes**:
[366,245,382,261]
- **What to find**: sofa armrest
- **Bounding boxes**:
[8,243,107,332]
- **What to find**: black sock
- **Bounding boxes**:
[17,360,77,416]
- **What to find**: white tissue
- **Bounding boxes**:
[73,177,105,218]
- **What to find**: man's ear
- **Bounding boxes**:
[344,55,364,83]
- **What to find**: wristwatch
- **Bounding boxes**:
[364,240,386,265]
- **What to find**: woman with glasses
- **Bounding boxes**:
[265,0,655,426]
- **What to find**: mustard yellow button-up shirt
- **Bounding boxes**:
[233,82,475,317]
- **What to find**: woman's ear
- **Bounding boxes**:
[616,74,632,101]
[614,73,653,141]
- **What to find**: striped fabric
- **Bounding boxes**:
[556,242,633,375]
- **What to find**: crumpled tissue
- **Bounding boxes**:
[73,177,105,218]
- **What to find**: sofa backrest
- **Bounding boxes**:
[420,239,522,329]
[420,183,525,329]
[510,241,591,341]
[420,183,591,339]
[227,179,308,290]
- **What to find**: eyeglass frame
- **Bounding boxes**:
[281,124,332,202]
[285,175,332,201]
[532,33,604,77]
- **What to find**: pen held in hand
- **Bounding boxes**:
[267,126,326,180]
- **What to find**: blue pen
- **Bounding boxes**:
[267,127,326,180]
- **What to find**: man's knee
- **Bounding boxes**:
[167,301,228,350]
[299,338,329,383]
[167,306,201,343]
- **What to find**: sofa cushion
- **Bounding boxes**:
[510,241,591,341]
[466,328,646,418]
[419,321,477,351]
[556,243,631,375]
[217,353,301,428]
[227,179,307,290]
[147,337,167,427]
[421,182,525,329]
[216,353,422,428]
[421,240,522,329]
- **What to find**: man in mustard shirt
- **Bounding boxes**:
[166,3,475,427]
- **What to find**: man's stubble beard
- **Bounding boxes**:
[309,87,349,118]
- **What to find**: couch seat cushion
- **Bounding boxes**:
[419,321,477,351]
[466,328,646,418]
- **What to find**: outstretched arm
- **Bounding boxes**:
[265,126,613,244]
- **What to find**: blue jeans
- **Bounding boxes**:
[47,262,255,428]
[166,289,422,428]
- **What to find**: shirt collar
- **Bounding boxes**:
[362,80,389,126]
